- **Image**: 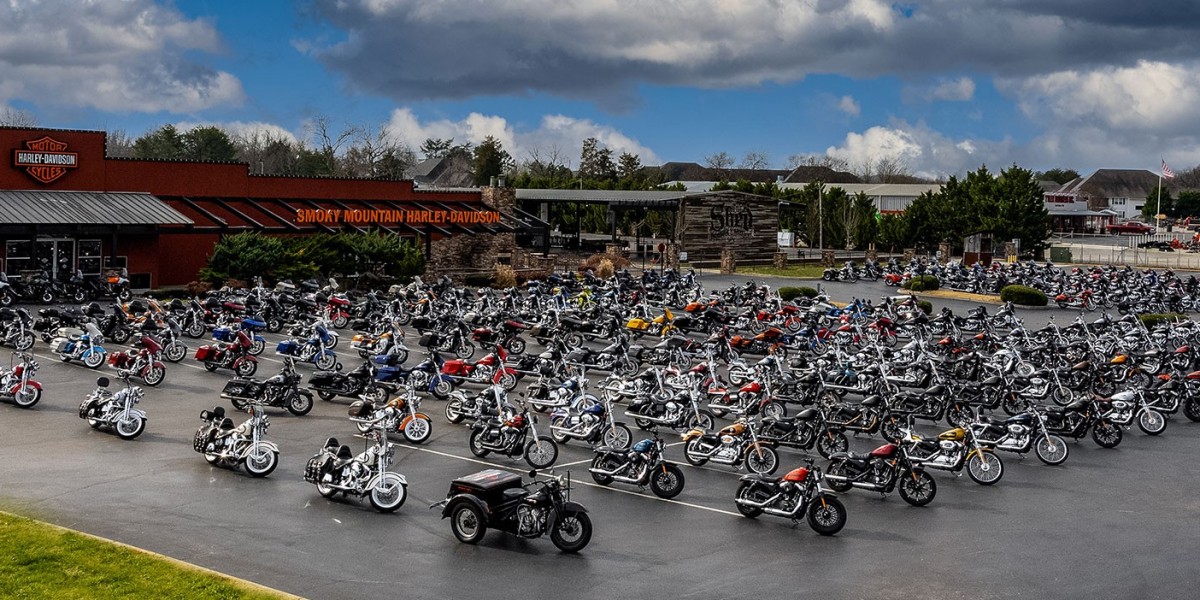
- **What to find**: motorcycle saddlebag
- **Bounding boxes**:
[275,340,299,355]
[220,379,262,401]
[303,455,327,483]
[212,327,235,343]
[348,400,374,419]
[50,337,71,355]
[194,345,217,361]
[108,352,133,368]
[418,332,440,348]
[447,469,523,503]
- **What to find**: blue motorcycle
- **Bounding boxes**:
[276,323,339,370]
[213,318,268,356]
[51,322,107,368]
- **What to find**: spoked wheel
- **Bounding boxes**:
[806,495,847,536]
[1184,398,1200,422]
[550,512,592,553]
[1137,409,1167,436]
[898,469,936,506]
[1034,434,1069,465]
[142,365,166,387]
[601,423,632,450]
[451,503,487,544]
[816,430,849,459]
[15,332,34,351]
[243,446,278,478]
[369,473,407,513]
[287,392,314,416]
[507,338,526,355]
[966,452,1004,485]
[649,463,685,499]
[685,410,715,432]
[524,436,559,469]
[734,481,768,518]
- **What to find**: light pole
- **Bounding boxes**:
[818,183,824,253]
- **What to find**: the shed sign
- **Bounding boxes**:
[12,136,79,184]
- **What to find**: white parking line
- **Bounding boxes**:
[395,443,743,518]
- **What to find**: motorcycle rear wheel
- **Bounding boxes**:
[823,461,853,492]
[683,439,709,466]
[550,512,592,553]
[1091,420,1122,448]
[734,481,767,518]
[316,479,338,498]
[445,399,465,424]
[451,503,487,544]
[806,496,847,536]
[468,430,491,457]
[589,454,620,485]
[1183,398,1200,422]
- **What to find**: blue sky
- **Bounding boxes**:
[4,0,1200,179]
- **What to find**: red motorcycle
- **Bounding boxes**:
[470,319,530,355]
[195,330,258,377]
[109,335,167,386]
[441,347,520,390]
[324,294,353,329]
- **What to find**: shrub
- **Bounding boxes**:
[200,231,426,286]
[1139,313,1187,328]
[918,300,933,315]
[902,275,939,291]
[185,281,212,297]
[779,286,819,301]
[596,258,615,279]
[493,264,517,288]
[583,253,630,271]
[1000,284,1048,306]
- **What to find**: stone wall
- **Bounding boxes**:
[425,185,518,279]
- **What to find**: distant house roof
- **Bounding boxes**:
[782,166,861,184]
[516,188,696,208]
[1054,169,1160,200]
[780,182,942,196]
[409,154,474,188]
[648,162,792,183]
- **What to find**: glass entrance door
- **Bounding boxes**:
[34,239,75,280]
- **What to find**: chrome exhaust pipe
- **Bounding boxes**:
[761,506,803,518]
[734,492,783,508]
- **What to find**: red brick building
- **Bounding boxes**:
[0,127,502,287]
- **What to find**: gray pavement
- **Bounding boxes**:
[2,288,1199,599]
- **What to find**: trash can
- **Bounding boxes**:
[1049,246,1072,263]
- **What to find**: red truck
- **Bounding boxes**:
[1106,221,1154,235]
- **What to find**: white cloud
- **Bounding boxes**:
[930,77,975,101]
[174,120,300,145]
[837,95,861,116]
[0,0,244,113]
[384,108,659,164]
[824,121,1014,180]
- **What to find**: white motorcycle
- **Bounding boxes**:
[193,404,280,477]
[78,374,147,440]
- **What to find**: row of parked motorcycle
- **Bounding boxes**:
[0,268,132,306]
[4,267,1197,546]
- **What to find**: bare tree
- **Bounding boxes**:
[740,150,771,173]
[0,107,37,127]
[704,151,735,179]
[786,153,850,172]
[106,129,135,158]
[233,129,301,175]
[521,144,570,178]
[341,124,416,179]
[873,156,913,183]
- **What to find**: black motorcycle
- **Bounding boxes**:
[823,441,937,507]
[219,357,314,416]
[757,406,849,459]
[467,399,559,469]
[1042,397,1123,448]
[734,458,847,535]
[589,435,685,499]
[308,360,392,404]
[434,469,592,552]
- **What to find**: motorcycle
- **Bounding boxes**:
[0,308,35,351]
[193,404,279,477]
[589,435,685,499]
[972,409,1070,466]
[824,441,937,506]
[51,322,108,368]
[275,324,339,370]
[308,360,391,404]
[220,357,314,416]
[78,374,147,440]
[681,416,780,475]
[468,397,559,469]
[195,329,258,377]
[757,406,849,459]
[549,396,633,449]
[1042,397,1124,448]
[0,352,42,408]
[107,334,167,387]
[734,458,847,536]
[900,422,1004,485]
[625,388,716,431]
[348,384,433,444]
[434,469,592,552]
[303,421,409,513]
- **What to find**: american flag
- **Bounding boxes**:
[1162,159,1175,179]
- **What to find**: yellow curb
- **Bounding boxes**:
[910,289,1002,304]
[0,509,304,599]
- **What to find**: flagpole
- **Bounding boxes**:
[1157,172,1162,231]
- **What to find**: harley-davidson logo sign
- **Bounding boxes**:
[12,136,79,184]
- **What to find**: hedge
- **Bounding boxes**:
[779,286,819,301]
[902,275,940,291]
[200,231,425,285]
[1139,313,1188,328]
[1000,284,1048,306]
[917,300,933,315]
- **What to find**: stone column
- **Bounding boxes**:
[720,247,736,274]
[866,242,878,262]
[773,251,788,269]
[903,248,916,262]
[664,243,680,270]
[821,250,836,267]
[938,242,952,264]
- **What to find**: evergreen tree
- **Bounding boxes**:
[472,135,511,185]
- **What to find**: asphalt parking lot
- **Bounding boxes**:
[2,280,1199,600]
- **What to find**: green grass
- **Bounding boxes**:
[0,512,289,600]
[735,264,827,279]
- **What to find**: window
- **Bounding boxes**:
[1110,197,1127,206]
[78,240,102,276]
[5,241,31,276]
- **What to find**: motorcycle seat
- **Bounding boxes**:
[502,488,530,502]
[761,418,794,431]
[332,445,355,469]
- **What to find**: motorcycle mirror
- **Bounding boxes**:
[96,377,110,388]
[528,469,538,479]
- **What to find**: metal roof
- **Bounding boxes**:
[515,188,697,208]
[0,190,193,225]
[779,182,943,196]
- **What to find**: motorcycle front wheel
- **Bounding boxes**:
[185,321,205,338]
[1137,409,1167,436]
[966,452,1003,485]
[83,351,105,369]
[402,417,432,444]
[369,473,407,513]
[549,511,592,553]
[454,343,474,360]
[164,342,187,363]
[314,353,337,371]
[249,339,265,356]
[451,503,487,544]
[806,495,847,536]
[649,463,685,499]
[601,424,632,450]
[685,410,716,432]
[143,365,166,387]
[507,337,526,355]
[288,392,314,416]
[12,384,41,408]
[744,446,779,475]
[235,360,258,378]
[897,469,936,506]
[114,415,146,440]
[243,447,278,478]
[816,430,849,459]
[15,332,34,351]
[524,436,559,469]
[1034,434,1069,465]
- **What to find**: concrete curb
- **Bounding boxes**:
[902,289,1058,310]
[0,509,303,599]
